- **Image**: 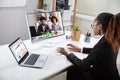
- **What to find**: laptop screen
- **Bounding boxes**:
[9,38,28,62]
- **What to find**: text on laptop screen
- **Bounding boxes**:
[10,39,27,62]
[26,11,64,42]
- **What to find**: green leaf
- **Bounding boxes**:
[74,23,80,31]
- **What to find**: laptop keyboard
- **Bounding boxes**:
[24,54,40,65]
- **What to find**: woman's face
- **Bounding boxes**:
[91,20,102,35]
[53,18,57,23]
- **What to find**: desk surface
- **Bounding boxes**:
[0,34,98,80]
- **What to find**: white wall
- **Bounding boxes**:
[0,0,38,45]
[77,0,108,16]
[77,0,120,16]
[107,0,120,14]
[76,0,120,37]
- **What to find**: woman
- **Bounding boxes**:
[57,13,120,80]
[51,16,62,31]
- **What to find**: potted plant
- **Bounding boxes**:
[43,4,47,10]
[71,23,81,41]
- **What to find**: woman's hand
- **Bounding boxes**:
[67,44,81,52]
[57,47,68,56]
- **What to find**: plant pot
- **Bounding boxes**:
[71,30,81,41]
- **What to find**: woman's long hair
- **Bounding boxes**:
[105,13,120,52]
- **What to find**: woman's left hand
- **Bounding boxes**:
[57,47,68,56]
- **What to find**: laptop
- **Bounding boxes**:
[9,37,48,68]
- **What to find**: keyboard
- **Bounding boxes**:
[25,54,39,65]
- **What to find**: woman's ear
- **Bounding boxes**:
[98,24,102,30]
[97,24,103,35]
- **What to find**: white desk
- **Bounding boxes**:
[0,34,98,80]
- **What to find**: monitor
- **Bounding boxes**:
[25,11,64,42]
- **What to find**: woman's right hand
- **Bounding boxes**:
[67,44,81,52]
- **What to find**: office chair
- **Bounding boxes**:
[29,26,37,37]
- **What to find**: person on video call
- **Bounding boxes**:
[57,13,120,80]
[37,17,51,35]
[51,16,62,31]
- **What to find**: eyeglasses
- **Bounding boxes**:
[91,24,97,29]
[91,21,100,28]
[91,23,99,29]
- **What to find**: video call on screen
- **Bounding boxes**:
[26,11,64,41]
